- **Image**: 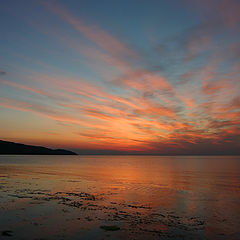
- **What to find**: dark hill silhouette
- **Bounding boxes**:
[0,140,77,155]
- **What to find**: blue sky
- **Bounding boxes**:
[0,0,240,154]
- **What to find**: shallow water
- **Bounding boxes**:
[0,155,240,240]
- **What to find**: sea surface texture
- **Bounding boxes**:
[0,155,240,240]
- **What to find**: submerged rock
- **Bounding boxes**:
[2,230,13,236]
[100,225,120,231]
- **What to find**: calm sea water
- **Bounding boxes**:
[0,155,240,240]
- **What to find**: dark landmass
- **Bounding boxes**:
[0,140,77,155]
[1,139,239,156]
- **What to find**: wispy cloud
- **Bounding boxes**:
[0,70,6,75]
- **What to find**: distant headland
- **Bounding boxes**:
[0,140,77,155]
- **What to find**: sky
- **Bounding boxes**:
[0,0,240,155]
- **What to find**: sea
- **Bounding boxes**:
[0,155,240,240]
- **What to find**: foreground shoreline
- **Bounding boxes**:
[0,181,206,240]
